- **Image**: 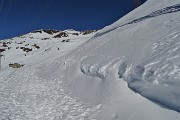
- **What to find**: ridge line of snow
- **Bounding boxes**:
[95,3,180,38]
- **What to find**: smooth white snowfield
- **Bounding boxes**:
[1,0,180,119]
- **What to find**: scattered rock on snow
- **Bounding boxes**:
[9,63,25,68]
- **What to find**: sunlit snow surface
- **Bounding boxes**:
[1,0,180,119]
[0,68,101,120]
[0,30,101,120]
[39,0,180,119]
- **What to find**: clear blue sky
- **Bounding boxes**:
[0,0,146,39]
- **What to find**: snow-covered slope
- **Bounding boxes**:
[1,0,180,119]
[38,0,180,119]
[0,29,96,68]
[0,29,98,120]
[0,29,96,88]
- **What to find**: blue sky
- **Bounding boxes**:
[0,0,146,39]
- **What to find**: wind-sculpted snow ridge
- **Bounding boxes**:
[0,67,102,120]
[80,56,123,79]
[117,28,180,112]
[80,63,107,79]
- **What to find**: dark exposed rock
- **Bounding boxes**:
[43,29,60,34]
[32,30,42,33]
[0,49,5,52]
[53,32,68,38]
[72,33,79,36]
[31,29,60,35]
[31,29,96,36]
[32,44,40,49]
[2,44,8,47]
[36,46,40,49]
[23,48,32,52]
[9,63,25,68]
[62,39,70,42]
[82,30,96,35]
[42,38,49,40]
[20,47,25,49]
[66,39,70,42]
[6,42,11,44]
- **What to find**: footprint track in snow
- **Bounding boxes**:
[0,67,101,120]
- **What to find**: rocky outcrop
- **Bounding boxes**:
[53,32,68,38]
[43,29,60,35]
[82,30,96,35]
[32,29,60,35]
[23,48,32,52]
[72,33,79,36]
[0,49,5,52]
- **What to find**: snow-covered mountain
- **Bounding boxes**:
[1,0,180,120]
[0,29,96,68]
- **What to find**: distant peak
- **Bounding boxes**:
[81,30,97,35]
[31,29,61,35]
[30,29,97,37]
[64,29,76,31]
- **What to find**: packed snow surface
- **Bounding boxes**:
[1,0,180,119]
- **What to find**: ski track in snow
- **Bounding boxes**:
[0,67,101,120]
